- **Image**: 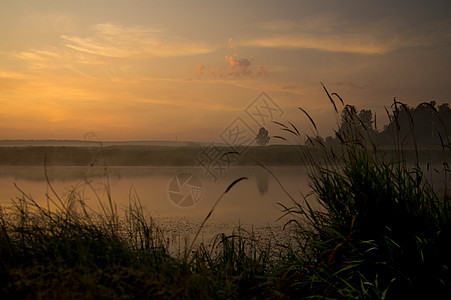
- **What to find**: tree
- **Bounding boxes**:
[358,109,373,130]
[380,101,451,146]
[438,103,451,143]
[413,101,438,144]
[256,127,270,146]
[338,105,376,144]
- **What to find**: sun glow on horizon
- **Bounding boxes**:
[1,1,450,141]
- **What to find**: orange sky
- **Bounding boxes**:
[1,0,450,141]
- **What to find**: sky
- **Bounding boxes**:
[1,0,450,142]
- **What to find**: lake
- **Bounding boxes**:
[0,165,314,243]
[1,162,449,249]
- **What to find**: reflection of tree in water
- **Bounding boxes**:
[255,127,270,146]
[255,171,269,196]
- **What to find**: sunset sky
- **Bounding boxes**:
[1,0,450,142]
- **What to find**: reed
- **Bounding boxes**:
[270,86,451,298]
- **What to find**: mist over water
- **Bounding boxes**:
[2,161,447,245]
[0,165,311,231]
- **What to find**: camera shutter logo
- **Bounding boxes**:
[167,173,203,208]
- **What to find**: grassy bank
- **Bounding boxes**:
[0,180,281,299]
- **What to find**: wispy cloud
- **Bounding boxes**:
[281,84,300,91]
[244,35,399,55]
[243,17,451,55]
[261,19,299,31]
[61,23,215,58]
[21,12,75,34]
[0,69,25,80]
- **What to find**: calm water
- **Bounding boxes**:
[0,166,313,232]
[2,164,448,247]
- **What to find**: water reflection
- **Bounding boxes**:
[255,171,269,195]
[0,166,311,226]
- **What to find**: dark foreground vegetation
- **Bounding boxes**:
[1,89,450,299]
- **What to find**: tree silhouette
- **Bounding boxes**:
[438,103,451,144]
[358,109,374,130]
[337,105,376,144]
[379,100,451,146]
[256,127,270,146]
[327,101,451,146]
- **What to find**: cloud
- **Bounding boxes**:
[15,46,107,80]
[256,66,268,78]
[243,34,400,55]
[332,81,375,91]
[14,22,218,82]
[196,53,268,80]
[26,12,75,33]
[261,19,298,31]
[61,23,215,58]
[228,37,236,49]
[225,54,252,77]
[0,69,24,80]
[196,64,205,75]
[281,84,299,90]
[243,17,451,55]
[0,69,26,91]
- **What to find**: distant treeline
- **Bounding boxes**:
[0,144,447,167]
[323,101,451,147]
[1,102,450,167]
[0,145,304,166]
[0,139,202,147]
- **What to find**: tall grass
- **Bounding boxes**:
[271,88,451,298]
[0,168,272,298]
